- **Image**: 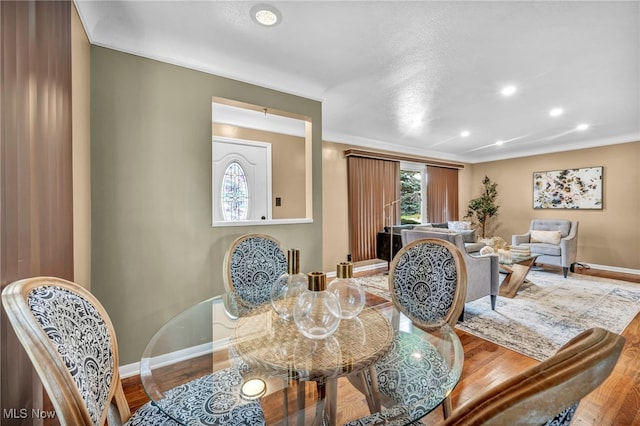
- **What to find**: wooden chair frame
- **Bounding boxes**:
[2,276,132,426]
[441,327,625,425]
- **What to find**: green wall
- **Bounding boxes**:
[91,46,323,364]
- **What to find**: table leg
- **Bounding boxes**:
[499,258,537,298]
[296,381,306,426]
[283,379,289,426]
[310,378,339,426]
[326,378,337,424]
[356,371,376,413]
[368,365,382,413]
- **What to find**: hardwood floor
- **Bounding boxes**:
[122,268,640,424]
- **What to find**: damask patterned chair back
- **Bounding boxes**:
[1,277,132,425]
[440,327,624,426]
[223,233,288,306]
[389,238,467,329]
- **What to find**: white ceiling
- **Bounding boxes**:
[75,1,640,163]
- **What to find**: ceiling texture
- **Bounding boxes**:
[75,1,639,163]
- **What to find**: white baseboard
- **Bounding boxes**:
[577,262,640,276]
[348,260,639,277]
[355,262,388,274]
[120,341,218,379]
[120,362,141,379]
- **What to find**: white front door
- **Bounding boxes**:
[212,137,272,223]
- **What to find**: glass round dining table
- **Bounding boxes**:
[140,292,464,426]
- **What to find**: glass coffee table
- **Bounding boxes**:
[498,253,541,298]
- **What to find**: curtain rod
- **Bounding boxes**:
[344,148,465,169]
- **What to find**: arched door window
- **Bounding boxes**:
[221,161,249,221]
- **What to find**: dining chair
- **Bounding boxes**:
[223,234,313,423]
[389,238,467,330]
[440,327,624,426]
[1,276,265,426]
[223,233,288,306]
[350,238,468,421]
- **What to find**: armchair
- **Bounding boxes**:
[441,327,624,425]
[512,219,579,278]
[401,229,499,314]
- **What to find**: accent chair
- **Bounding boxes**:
[512,219,579,278]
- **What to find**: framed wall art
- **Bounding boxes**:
[533,166,603,209]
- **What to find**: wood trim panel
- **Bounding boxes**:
[344,148,465,170]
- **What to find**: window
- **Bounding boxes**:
[221,161,249,221]
[400,164,425,224]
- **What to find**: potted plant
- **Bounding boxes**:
[464,176,499,239]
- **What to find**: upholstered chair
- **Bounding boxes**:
[1,277,265,426]
[512,219,579,278]
[440,327,624,426]
[401,229,498,316]
[223,233,288,306]
[350,239,467,422]
[389,239,468,329]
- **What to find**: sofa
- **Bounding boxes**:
[400,229,499,315]
[408,223,486,253]
[512,219,579,278]
[377,222,486,260]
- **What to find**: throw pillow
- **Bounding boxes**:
[456,229,476,243]
[424,227,457,235]
[530,230,562,245]
[448,221,471,231]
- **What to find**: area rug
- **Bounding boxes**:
[358,270,640,361]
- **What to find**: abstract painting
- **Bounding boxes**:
[533,166,603,209]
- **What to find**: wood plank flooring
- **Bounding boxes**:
[122,268,640,425]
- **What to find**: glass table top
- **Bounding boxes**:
[140,292,464,425]
[498,253,541,266]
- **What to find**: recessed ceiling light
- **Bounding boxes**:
[501,85,517,96]
[549,107,564,117]
[460,130,470,137]
[576,123,590,131]
[251,4,281,27]
[495,140,504,146]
